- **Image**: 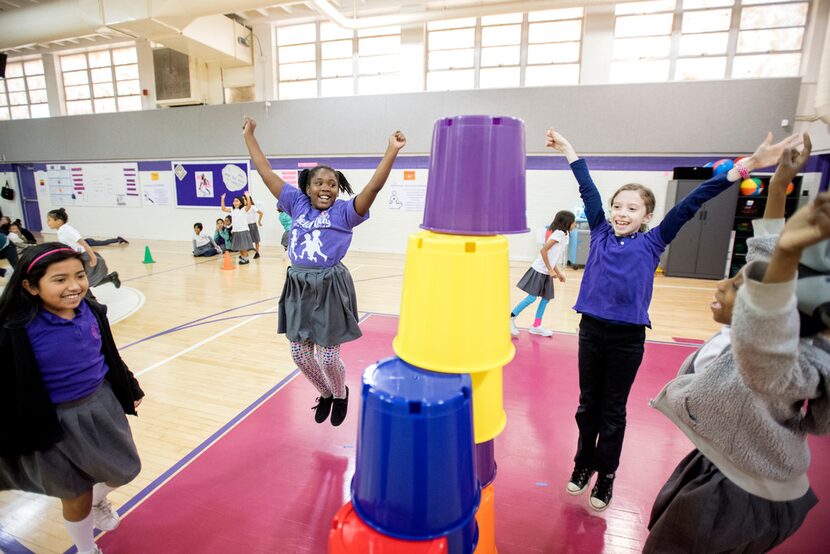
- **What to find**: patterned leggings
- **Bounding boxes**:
[290,340,346,398]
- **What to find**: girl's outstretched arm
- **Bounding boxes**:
[243,191,253,212]
[659,132,803,245]
[353,131,406,217]
[219,193,231,213]
[243,116,287,200]
[547,128,605,230]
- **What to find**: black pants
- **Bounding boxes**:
[574,314,646,474]
[0,243,18,268]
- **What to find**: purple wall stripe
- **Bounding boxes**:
[136,161,171,171]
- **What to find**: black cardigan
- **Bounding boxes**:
[0,299,144,457]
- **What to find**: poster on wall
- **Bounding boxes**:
[140,170,172,206]
[174,161,249,208]
[387,170,426,212]
[46,162,140,207]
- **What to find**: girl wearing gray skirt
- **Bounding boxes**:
[243,115,406,426]
[220,191,254,265]
[46,208,121,288]
[0,243,144,554]
[510,210,575,337]
[245,196,264,259]
[646,145,828,553]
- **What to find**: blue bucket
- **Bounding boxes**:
[475,440,497,489]
[352,357,480,540]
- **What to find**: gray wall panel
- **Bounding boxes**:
[0,77,801,162]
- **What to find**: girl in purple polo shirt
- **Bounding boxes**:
[0,243,144,554]
[547,128,802,512]
[243,116,406,426]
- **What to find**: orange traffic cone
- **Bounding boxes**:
[221,250,236,271]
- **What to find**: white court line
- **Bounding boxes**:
[135,305,277,377]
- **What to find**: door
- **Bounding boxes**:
[15,164,42,232]
[664,180,703,277]
[694,185,739,279]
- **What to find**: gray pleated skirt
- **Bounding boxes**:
[231,230,254,251]
[280,231,289,250]
[644,449,818,553]
[248,223,261,243]
[517,267,554,300]
[81,251,110,288]
[0,381,141,499]
[278,262,362,347]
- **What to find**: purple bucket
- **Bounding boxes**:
[476,440,497,489]
[422,115,528,235]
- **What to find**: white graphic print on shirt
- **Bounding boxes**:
[299,229,329,262]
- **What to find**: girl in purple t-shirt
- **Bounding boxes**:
[243,116,406,427]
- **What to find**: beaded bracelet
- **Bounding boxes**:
[734,160,750,180]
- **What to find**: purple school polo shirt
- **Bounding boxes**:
[26,300,108,404]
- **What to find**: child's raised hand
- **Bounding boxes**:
[745,132,803,171]
[242,116,256,137]
[778,192,830,254]
[221,192,226,200]
[546,128,573,152]
[772,133,812,187]
[389,131,406,151]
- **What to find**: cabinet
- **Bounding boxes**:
[663,178,740,280]
[567,221,590,269]
[727,175,802,277]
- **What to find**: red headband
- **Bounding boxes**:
[26,248,76,274]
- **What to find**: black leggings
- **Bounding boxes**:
[573,314,646,475]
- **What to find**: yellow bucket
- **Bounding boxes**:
[393,231,514,374]
[474,484,497,554]
[472,367,507,443]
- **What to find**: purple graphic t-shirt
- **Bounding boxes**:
[279,185,369,268]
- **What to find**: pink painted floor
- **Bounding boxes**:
[97,314,830,553]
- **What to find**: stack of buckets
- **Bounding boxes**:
[329,116,527,553]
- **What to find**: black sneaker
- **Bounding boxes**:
[253,252,261,259]
[566,466,595,495]
[312,395,334,424]
[589,473,615,511]
[330,386,349,427]
[105,272,121,289]
[117,236,129,244]
[239,258,250,265]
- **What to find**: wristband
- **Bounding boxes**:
[734,160,750,180]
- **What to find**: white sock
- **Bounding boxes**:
[92,483,115,505]
[64,512,95,553]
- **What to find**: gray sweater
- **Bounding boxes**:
[651,230,830,501]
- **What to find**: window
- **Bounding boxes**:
[525,8,583,87]
[611,0,676,83]
[277,23,317,99]
[0,56,49,120]
[732,0,808,78]
[676,0,734,80]
[480,13,522,88]
[276,22,402,98]
[427,10,584,91]
[426,18,476,90]
[358,26,401,95]
[59,46,141,115]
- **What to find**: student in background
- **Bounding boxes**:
[192,223,221,257]
[214,218,231,252]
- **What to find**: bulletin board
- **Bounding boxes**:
[46,162,141,207]
[173,161,250,208]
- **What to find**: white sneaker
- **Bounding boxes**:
[528,326,553,337]
[92,499,120,531]
[509,317,519,337]
[79,546,103,554]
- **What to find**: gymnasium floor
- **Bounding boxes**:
[0,239,827,553]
